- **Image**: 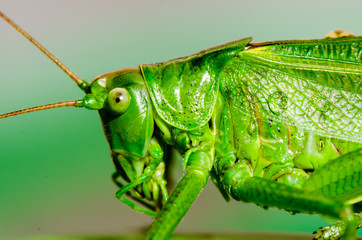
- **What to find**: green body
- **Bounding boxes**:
[83,35,362,240]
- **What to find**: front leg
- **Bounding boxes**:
[145,141,214,240]
[114,138,168,217]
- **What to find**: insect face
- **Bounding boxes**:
[89,67,166,203]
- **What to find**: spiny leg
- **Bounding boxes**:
[112,171,157,213]
[304,149,362,239]
[229,176,355,239]
[224,150,362,240]
[303,149,362,205]
[145,143,214,240]
[115,168,158,217]
[114,138,168,217]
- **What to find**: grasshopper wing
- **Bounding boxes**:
[223,36,362,142]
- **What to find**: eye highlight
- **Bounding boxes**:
[107,88,131,115]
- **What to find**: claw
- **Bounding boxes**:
[312,223,348,240]
[313,228,326,240]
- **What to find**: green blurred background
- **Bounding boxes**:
[0,0,361,239]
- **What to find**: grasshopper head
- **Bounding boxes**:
[0,12,167,209]
[88,67,166,205]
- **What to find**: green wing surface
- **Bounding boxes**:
[222,36,362,142]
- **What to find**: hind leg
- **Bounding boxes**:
[303,149,362,239]
[222,149,361,240]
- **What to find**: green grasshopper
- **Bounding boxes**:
[1,11,361,240]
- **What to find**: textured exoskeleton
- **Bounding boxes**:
[1,11,361,239]
[83,35,361,239]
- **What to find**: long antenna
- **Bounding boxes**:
[0,100,83,119]
[0,11,89,92]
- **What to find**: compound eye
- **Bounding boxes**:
[107,88,131,115]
